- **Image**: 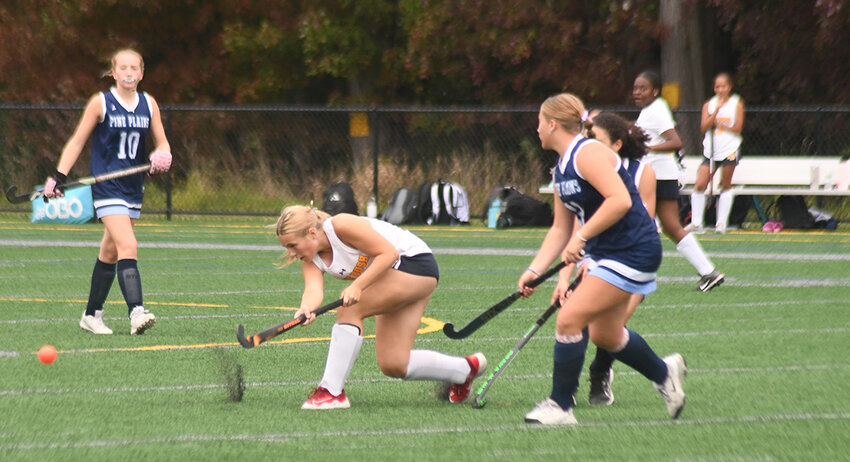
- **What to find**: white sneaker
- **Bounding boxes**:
[524,398,578,425]
[130,306,156,335]
[654,353,687,419]
[685,223,706,234]
[80,310,113,335]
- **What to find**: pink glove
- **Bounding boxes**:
[43,171,67,198]
[149,150,172,174]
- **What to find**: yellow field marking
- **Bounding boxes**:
[45,317,445,355]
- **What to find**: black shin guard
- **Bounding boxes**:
[116,259,143,316]
[85,260,116,316]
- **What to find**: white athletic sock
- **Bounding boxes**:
[716,190,734,229]
[690,191,706,228]
[403,349,469,384]
[676,233,715,276]
[319,323,363,396]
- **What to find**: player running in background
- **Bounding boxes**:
[691,72,745,234]
[276,205,485,409]
[43,48,172,335]
[520,93,686,425]
[633,70,725,292]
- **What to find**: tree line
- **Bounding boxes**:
[1,0,848,107]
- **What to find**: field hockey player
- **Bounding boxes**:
[519,93,686,425]
[43,48,172,336]
[275,205,486,409]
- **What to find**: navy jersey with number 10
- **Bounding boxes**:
[553,136,662,274]
[90,88,152,209]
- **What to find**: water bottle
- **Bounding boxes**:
[366,196,378,218]
[487,198,501,228]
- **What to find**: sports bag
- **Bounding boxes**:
[381,187,415,224]
[429,179,470,225]
[321,182,358,216]
[776,195,814,229]
[497,190,553,228]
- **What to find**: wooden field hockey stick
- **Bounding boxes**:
[471,275,582,409]
[442,261,567,339]
[5,163,152,204]
[235,299,344,349]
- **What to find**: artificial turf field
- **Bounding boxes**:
[1,214,848,461]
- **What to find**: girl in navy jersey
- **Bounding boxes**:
[43,48,172,335]
[633,71,724,292]
[519,93,686,425]
[276,206,485,410]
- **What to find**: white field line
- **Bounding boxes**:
[1,363,847,397]
[0,412,848,451]
[2,239,850,261]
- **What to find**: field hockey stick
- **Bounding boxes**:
[235,299,344,349]
[471,275,582,409]
[4,163,152,204]
[442,260,567,339]
[709,124,716,197]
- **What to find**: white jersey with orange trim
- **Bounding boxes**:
[312,216,432,280]
[703,94,742,161]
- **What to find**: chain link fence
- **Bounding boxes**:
[2,104,849,220]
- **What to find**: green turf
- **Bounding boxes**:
[1,215,848,461]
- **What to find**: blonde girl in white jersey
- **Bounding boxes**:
[276,206,485,410]
[691,73,745,234]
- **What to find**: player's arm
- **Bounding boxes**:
[700,100,714,133]
[147,96,172,173]
[650,127,682,152]
[520,189,575,295]
[332,214,400,306]
[57,94,102,176]
[147,96,171,153]
[296,261,325,325]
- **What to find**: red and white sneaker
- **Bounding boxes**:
[448,352,487,403]
[301,387,350,410]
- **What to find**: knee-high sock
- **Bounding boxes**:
[716,190,734,229]
[85,259,116,316]
[116,259,143,316]
[404,350,469,383]
[588,346,616,375]
[690,191,706,228]
[550,328,588,409]
[319,323,363,396]
[676,233,715,276]
[609,329,667,384]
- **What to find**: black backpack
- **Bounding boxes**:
[381,187,415,224]
[497,190,553,228]
[402,181,433,224]
[776,195,814,229]
[321,182,358,216]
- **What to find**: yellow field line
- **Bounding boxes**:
[54,316,445,354]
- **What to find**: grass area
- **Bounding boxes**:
[1,215,849,460]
